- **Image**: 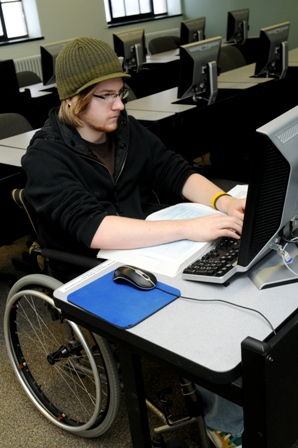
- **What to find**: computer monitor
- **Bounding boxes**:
[226,8,249,45]
[113,28,146,73]
[180,17,206,46]
[237,105,298,288]
[254,22,290,79]
[0,60,19,96]
[177,36,222,105]
[40,39,75,85]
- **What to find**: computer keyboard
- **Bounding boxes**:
[182,237,240,284]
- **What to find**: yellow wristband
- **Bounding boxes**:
[211,192,231,210]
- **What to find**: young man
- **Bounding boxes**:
[22,37,244,447]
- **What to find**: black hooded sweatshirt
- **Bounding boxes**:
[22,107,195,258]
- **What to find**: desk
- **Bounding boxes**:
[289,48,298,62]
[127,87,197,114]
[54,255,298,448]
[19,82,59,128]
[0,145,25,166]
[20,82,57,98]
[145,49,179,64]
[126,50,180,98]
[218,63,275,84]
[0,129,37,149]
[126,83,258,176]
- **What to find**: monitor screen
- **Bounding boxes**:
[40,39,75,85]
[177,36,222,105]
[254,22,290,79]
[226,8,249,45]
[113,28,146,73]
[237,105,298,288]
[0,59,19,96]
[180,17,206,46]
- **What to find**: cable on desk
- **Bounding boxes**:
[154,285,277,335]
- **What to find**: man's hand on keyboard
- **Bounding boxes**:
[186,213,242,242]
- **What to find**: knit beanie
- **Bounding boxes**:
[55,37,131,100]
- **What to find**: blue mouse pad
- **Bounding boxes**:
[67,271,181,329]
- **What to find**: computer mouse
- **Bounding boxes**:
[113,265,157,290]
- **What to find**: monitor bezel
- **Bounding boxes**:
[238,105,298,282]
[177,36,222,105]
[113,27,146,73]
[254,22,290,79]
[226,8,250,45]
[40,39,75,86]
[180,17,206,46]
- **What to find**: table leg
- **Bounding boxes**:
[118,346,152,448]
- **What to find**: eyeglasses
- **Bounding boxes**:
[93,87,130,103]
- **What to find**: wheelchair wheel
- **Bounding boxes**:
[4,274,121,438]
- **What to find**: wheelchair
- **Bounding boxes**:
[3,189,211,447]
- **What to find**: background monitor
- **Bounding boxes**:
[226,8,249,45]
[113,28,146,73]
[180,17,206,46]
[254,22,290,79]
[238,105,298,288]
[0,60,19,96]
[40,39,75,86]
[177,36,222,105]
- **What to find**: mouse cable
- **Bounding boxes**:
[154,285,276,335]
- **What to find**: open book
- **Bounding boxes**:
[97,185,248,277]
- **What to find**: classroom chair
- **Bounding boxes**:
[149,35,180,54]
[16,70,42,88]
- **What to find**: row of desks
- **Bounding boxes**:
[2,48,298,166]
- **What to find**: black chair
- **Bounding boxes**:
[149,35,180,54]
[219,45,247,73]
[0,112,33,139]
[16,70,42,88]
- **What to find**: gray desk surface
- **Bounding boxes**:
[127,109,175,122]
[20,82,56,98]
[218,63,275,84]
[0,129,37,149]
[54,253,298,379]
[126,81,259,115]
[0,145,25,166]
[289,48,298,62]
[145,49,179,63]
[126,87,197,113]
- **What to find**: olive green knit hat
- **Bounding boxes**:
[55,37,130,100]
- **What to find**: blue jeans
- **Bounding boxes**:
[195,385,244,436]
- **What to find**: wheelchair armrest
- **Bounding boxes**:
[33,247,103,270]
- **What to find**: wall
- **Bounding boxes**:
[182,0,298,49]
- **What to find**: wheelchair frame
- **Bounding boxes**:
[4,188,211,447]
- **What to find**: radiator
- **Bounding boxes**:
[14,55,42,80]
[145,28,179,53]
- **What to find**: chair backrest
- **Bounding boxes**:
[11,188,102,280]
[219,45,247,73]
[16,70,42,88]
[0,112,33,139]
[149,36,180,55]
